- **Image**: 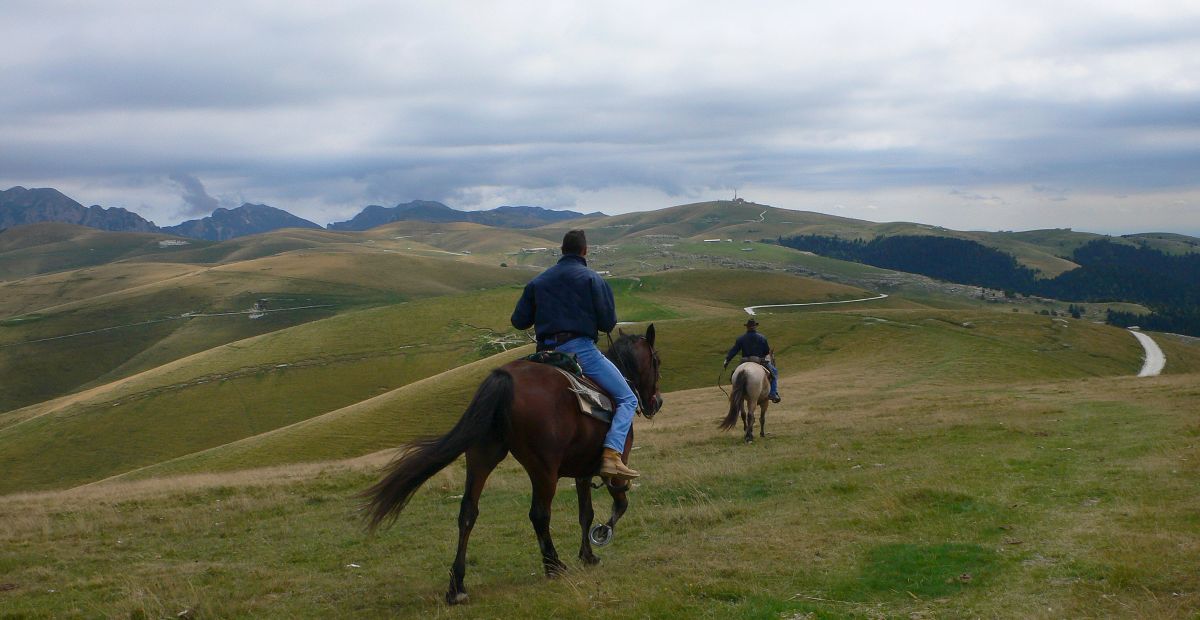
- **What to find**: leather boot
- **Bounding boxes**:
[600,448,640,480]
[770,393,781,403]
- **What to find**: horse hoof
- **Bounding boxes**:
[744,437,754,444]
[580,553,601,566]
[447,591,469,605]
[589,523,613,547]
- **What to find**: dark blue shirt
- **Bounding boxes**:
[726,330,771,363]
[511,254,617,344]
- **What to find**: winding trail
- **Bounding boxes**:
[743,293,889,316]
[1129,329,1166,377]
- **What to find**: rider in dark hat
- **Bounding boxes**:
[723,317,781,402]
[511,229,641,480]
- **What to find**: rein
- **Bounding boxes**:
[716,366,730,398]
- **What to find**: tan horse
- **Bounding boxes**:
[718,353,773,443]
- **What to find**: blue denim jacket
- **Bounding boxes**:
[511,254,617,344]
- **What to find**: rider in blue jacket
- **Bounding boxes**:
[724,317,781,402]
[511,230,641,480]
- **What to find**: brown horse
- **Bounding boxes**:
[362,326,662,605]
[719,351,772,443]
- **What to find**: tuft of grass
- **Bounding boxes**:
[853,542,1001,598]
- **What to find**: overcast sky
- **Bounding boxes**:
[2,1,1198,235]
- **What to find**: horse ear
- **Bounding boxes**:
[646,323,655,347]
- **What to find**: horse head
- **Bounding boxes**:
[610,324,663,419]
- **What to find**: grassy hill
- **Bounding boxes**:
[0,270,870,493]
[535,201,1199,278]
[2,307,1198,617]
[0,222,207,279]
[1122,231,1200,255]
[0,247,530,413]
[4,208,1200,616]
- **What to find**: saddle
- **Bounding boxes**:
[522,352,615,424]
[740,355,772,369]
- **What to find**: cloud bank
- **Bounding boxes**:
[1,1,1198,234]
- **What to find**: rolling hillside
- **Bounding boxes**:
[2,296,1198,617]
[2,217,1200,617]
[0,232,532,413]
[6,261,1198,495]
[535,200,1199,278]
[0,223,204,280]
[0,270,868,493]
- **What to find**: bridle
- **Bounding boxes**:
[608,334,661,419]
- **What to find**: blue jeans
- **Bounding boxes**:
[556,337,639,453]
[767,362,779,396]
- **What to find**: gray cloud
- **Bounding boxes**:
[1,1,1199,234]
[168,173,221,216]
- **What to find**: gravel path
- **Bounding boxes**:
[743,293,889,316]
[1129,329,1166,377]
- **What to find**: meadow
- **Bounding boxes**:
[3,220,1199,618]
[2,312,1198,618]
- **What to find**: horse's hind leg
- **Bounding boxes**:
[575,477,600,565]
[742,398,754,443]
[760,402,769,437]
[447,441,507,605]
[528,469,567,577]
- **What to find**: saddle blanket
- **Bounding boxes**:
[551,367,614,424]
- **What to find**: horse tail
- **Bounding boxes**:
[361,368,513,532]
[719,369,748,430]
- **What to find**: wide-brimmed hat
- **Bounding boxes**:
[744,318,759,328]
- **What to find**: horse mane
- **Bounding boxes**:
[606,333,644,381]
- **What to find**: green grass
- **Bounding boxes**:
[2,363,1199,617]
[0,286,534,493]
[853,542,1001,598]
[4,207,1200,616]
[0,223,207,280]
[0,249,531,412]
[86,307,1193,489]
[6,272,1188,496]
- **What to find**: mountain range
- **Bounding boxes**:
[0,187,158,233]
[0,186,603,240]
[327,200,601,231]
[162,204,322,241]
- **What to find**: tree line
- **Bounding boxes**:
[777,234,1200,336]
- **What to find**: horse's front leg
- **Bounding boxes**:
[603,480,629,540]
[575,477,600,565]
[528,470,567,577]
